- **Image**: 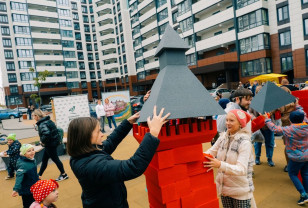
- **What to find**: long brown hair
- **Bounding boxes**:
[67,117,98,157]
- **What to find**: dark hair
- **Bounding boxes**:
[231,88,253,101]
[67,117,98,157]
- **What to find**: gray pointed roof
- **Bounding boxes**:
[250,81,296,114]
[138,26,225,122]
[154,24,190,57]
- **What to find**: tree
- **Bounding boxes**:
[29,67,54,106]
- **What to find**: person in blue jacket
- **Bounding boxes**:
[4,133,21,179]
[68,106,170,208]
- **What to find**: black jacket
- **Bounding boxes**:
[13,156,39,195]
[70,120,159,208]
[36,116,60,147]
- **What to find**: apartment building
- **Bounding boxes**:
[129,0,308,93]
[0,0,103,107]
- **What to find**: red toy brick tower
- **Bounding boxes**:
[133,25,226,208]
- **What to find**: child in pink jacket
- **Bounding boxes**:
[30,179,59,208]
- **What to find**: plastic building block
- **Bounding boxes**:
[189,172,216,190]
[196,199,219,208]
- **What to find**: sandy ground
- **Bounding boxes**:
[0,135,301,208]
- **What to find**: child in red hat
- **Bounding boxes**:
[30,179,59,208]
[204,109,256,208]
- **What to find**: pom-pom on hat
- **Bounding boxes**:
[20,144,33,155]
[229,109,251,128]
[290,111,305,124]
[7,133,16,141]
[30,179,59,203]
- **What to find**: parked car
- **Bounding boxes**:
[14,107,27,114]
[208,88,231,99]
[0,109,22,119]
[40,105,52,112]
[131,95,144,114]
[89,104,97,118]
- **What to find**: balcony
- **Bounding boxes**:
[196,30,236,52]
[104,72,121,79]
[192,0,222,14]
[35,55,63,61]
[101,43,117,51]
[144,60,159,70]
[27,0,56,7]
[28,9,58,18]
[97,24,114,32]
[198,51,238,67]
[100,33,116,41]
[33,44,62,50]
[30,21,59,29]
[143,48,156,59]
[139,7,156,23]
[194,7,234,33]
[237,25,270,40]
[138,0,153,11]
[36,65,65,72]
[102,62,119,69]
[96,13,113,23]
[43,76,66,83]
[32,32,61,39]
[236,0,268,17]
[140,20,157,35]
[102,53,118,61]
[96,4,112,13]
[142,34,159,47]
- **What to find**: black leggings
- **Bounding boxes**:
[39,146,65,176]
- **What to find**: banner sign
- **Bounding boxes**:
[53,94,90,132]
[102,90,131,122]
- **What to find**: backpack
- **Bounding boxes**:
[57,127,64,144]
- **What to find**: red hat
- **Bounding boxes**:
[30,179,59,203]
[229,109,251,128]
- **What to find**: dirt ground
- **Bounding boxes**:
[0,135,301,208]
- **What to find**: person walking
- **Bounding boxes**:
[27,106,32,120]
[104,98,117,129]
[205,109,256,208]
[264,111,308,205]
[95,99,106,133]
[68,107,170,208]
[32,109,68,181]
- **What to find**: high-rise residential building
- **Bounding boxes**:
[0,0,104,107]
[129,0,308,93]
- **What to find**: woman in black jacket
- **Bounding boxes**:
[33,109,68,181]
[68,106,170,208]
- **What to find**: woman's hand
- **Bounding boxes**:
[12,191,18,197]
[147,106,170,137]
[203,156,221,172]
[127,112,140,124]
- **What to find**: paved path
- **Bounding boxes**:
[0,118,38,140]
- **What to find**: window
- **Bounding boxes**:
[89,6,93,13]
[62,40,74,48]
[2,39,12,47]
[15,37,32,46]
[10,85,18,94]
[0,15,8,23]
[158,9,168,22]
[67,82,79,89]
[279,31,291,46]
[57,0,69,6]
[12,14,28,22]
[135,48,143,58]
[58,9,70,17]
[90,72,96,79]
[136,60,144,69]
[63,51,76,58]
[1,26,10,35]
[186,53,195,66]
[59,19,72,27]
[84,25,90,32]
[156,0,167,8]
[214,31,222,36]
[88,53,93,60]
[8,73,17,83]
[236,0,259,9]
[239,33,270,54]
[89,63,95,70]
[19,61,34,69]
[4,50,14,59]
[64,61,77,68]
[178,0,191,16]
[91,81,97,88]
[95,53,99,60]
[82,6,88,13]
[241,58,272,77]
[122,45,126,53]
[74,22,80,30]
[131,13,139,25]
[20,72,36,81]
[6,62,15,71]
[184,35,195,47]
[86,44,92,51]
[61,30,73,37]
[66,71,78,79]
[281,55,293,73]
[17,49,33,58]
[81,81,87,89]
[118,13,122,22]
[14,26,30,34]
[0,3,6,11]
[237,9,268,32]
[78,52,84,60]
[97,71,101,79]
[79,62,85,69]
[76,42,82,50]
[73,13,79,20]
[179,17,193,32]
[23,84,38,92]
[277,5,289,22]
[304,0,308,4]
[172,12,178,24]
[71,2,77,10]
[83,15,89,23]
[75,32,81,40]
[80,72,86,79]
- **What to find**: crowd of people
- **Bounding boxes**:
[3,78,308,207]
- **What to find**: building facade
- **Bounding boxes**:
[129,0,308,93]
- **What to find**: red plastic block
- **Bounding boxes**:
[175,178,191,197]
[173,144,203,164]
[146,178,178,204]
[187,160,206,176]
[197,198,219,208]
[181,193,194,208]
[148,193,181,208]
[189,172,216,190]
[151,150,175,170]
[145,164,188,187]
[193,187,218,206]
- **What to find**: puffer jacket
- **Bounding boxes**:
[104,102,115,117]
[36,116,60,147]
[205,129,255,201]
[13,156,39,195]
[70,120,160,208]
[7,140,21,161]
